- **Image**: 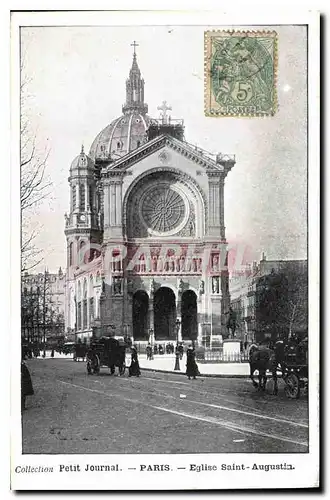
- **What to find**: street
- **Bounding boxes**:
[22,358,308,454]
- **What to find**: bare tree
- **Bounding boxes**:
[20,57,52,272]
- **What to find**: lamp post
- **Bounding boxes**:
[149,328,154,360]
[175,318,181,343]
[174,318,181,370]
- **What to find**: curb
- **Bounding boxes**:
[140,367,249,379]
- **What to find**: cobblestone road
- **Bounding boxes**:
[22,358,309,454]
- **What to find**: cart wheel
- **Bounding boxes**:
[92,355,100,375]
[284,373,300,399]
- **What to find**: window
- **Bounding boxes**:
[72,186,76,210]
[89,185,93,209]
[80,185,85,210]
[69,242,73,266]
[89,297,94,321]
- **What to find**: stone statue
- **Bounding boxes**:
[212,277,219,294]
[127,279,133,295]
[212,255,219,271]
[178,279,184,295]
[226,307,237,338]
[199,280,205,295]
[113,278,122,295]
[150,279,155,295]
[189,220,195,236]
[101,278,106,294]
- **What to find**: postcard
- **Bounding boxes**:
[10,7,319,491]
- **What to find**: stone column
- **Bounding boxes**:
[103,182,110,228]
[176,291,182,342]
[115,181,123,225]
[110,183,116,226]
[207,172,221,236]
[85,182,88,211]
[86,294,90,329]
[148,291,154,344]
[219,176,225,240]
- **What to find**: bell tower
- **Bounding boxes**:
[65,145,102,277]
[64,145,102,334]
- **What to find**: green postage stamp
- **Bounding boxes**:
[204,31,278,117]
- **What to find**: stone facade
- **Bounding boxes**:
[64,49,235,346]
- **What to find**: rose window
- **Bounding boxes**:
[141,185,186,233]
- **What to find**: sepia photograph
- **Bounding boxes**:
[10,8,319,491]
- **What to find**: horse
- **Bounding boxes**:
[249,344,278,394]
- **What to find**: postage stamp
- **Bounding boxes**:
[204,31,278,117]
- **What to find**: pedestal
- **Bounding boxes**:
[222,338,241,356]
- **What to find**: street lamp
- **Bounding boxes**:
[174,319,181,371]
[149,328,154,360]
[175,318,181,343]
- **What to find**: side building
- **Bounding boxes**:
[21,268,66,347]
[229,255,308,344]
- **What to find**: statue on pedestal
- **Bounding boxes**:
[212,276,220,294]
[199,280,205,295]
[113,278,122,295]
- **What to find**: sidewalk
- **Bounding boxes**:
[43,351,250,377]
[138,354,250,378]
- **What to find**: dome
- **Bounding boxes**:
[89,112,154,162]
[70,146,94,172]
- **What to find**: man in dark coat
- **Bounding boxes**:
[146,344,152,360]
[186,346,199,380]
[21,361,34,410]
[129,347,141,377]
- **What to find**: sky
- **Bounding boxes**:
[20,24,307,273]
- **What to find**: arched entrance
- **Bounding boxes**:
[154,287,176,340]
[132,291,149,340]
[181,290,198,341]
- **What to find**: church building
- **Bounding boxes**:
[64,45,235,347]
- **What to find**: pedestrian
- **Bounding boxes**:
[186,345,199,380]
[51,349,54,358]
[129,346,141,377]
[21,361,34,411]
[146,344,152,360]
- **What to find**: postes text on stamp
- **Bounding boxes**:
[204,31,277,117]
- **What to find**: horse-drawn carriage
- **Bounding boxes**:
[73,343,88,362]
[249,337,308,399]
[279,338,308,399]
[86,336,128,375]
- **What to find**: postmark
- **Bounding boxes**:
[204,31,278,117]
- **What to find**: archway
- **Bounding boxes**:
[181,290,198,341]
[132,291,149,340]
[154,287,176,340]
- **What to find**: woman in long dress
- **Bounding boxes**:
[21,361,34,410]
[129,347,141,377]
[186,346,199,380]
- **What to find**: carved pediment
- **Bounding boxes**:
[102,134,226,177]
